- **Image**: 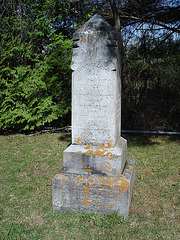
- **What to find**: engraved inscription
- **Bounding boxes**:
[71,15,121,145]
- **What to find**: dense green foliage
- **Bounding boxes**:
[0,0,179,131]
[0,0,73,131]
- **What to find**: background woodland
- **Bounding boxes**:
[0,0,179,132]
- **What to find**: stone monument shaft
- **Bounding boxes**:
[71,15,121,145]
[52,15,135,217]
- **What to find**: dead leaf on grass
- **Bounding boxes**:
[157,145,165,150]
[24,211,44,226]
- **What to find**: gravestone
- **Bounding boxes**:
[52,15,135,217]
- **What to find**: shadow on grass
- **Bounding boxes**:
[167,135,180,143]
[122,133,180,147]
[58,132,71,142]
[57,133,158,146]
[57,133,179,147]
[122,134,157,146]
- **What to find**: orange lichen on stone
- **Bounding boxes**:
[103,176,130,192]
[83,185,91,197]
[80,160,82,163]
[94,150,101,157]
[93,150,102,157]
[60,176,69,184]
[105,152,113,160]
[102,150,108,154]
[126,168,132,172]
[98,177,105,183]
[82,38,87,43]
[107,177,116,186]
[114,185,122,191]
[117,177,130,191]
[101,204,104,208]
[54,173,62,179]
[99,141,113,149]
[77,167,80,169]
[80,165,83,168]
[99,144,105,149]
[77,137,82,145]
[95,149,107,157]
[104,140,113,149]
[106,164,112,170]
[84,144,92,150]
[101,166,106,172]
[95,141,98,144]
[82,197,91,206]
[87,178,94,183]
[109,205,114,210]
[85,150,94,155]
[73,182,76,187]
[84,169,92,173]
[78,151,82,154]
[82,146,112,158]
[94,177,98,182]
[70,156,72,158]
[76,175,86,181]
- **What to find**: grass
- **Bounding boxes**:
[0,132,179,239]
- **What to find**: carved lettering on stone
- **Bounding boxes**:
[71,15,121,145]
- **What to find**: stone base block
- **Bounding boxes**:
[52,159,135,217]
[63,137,127,176]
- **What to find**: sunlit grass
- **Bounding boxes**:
[0,133,179,239]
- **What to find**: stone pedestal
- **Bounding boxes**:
[52,15,135,217]
[63,137,127,176]
[52,159,135,217]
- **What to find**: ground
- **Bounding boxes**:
[0,132,179,239]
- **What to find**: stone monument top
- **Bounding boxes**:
[72,14,118,71]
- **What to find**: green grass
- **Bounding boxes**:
[0,133,179,239]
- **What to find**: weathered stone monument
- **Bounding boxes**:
[52,15,135,217]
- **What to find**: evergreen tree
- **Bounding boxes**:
[0,0,72,131]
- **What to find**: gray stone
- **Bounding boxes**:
[52,159,135,217]
[52,14,135,217]
[63,137,127,176]
[71,14,121,145]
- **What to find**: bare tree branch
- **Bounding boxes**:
[121,14,180,33]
